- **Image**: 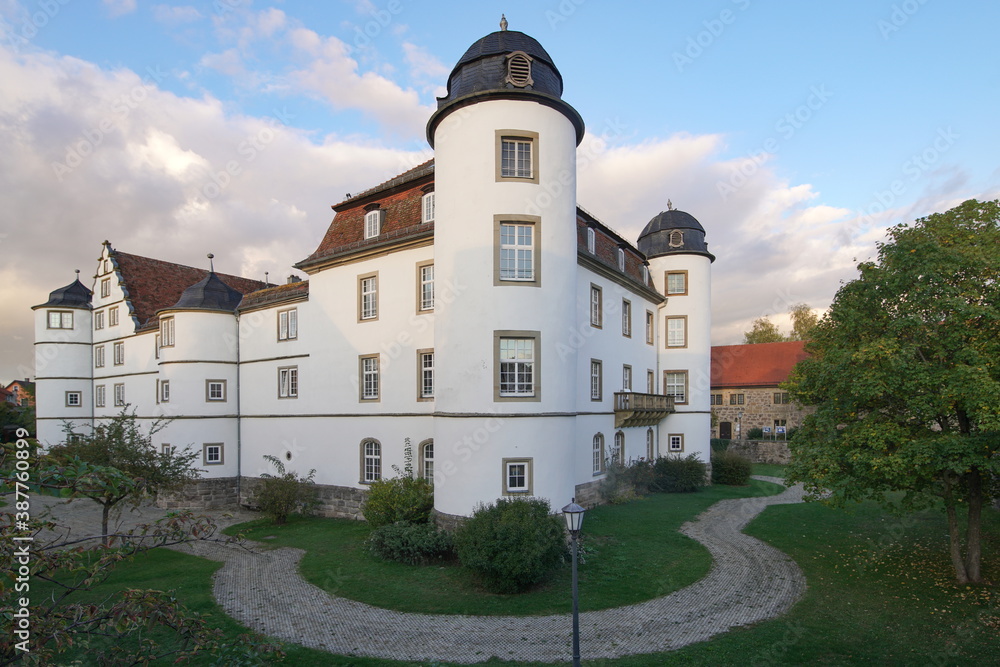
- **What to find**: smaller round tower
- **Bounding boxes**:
[637,207,715,464]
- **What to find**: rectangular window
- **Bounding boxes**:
[94,310,105,330]
[160,317,174,347]
[422,192,435,223]
[664,371,688,404]
[360,355,380,401]
[109,306,119,327]
[95,385,106,408]
[590,360,602,401]
[203,443,223,465]
[159,380,170,403]
[499,136,534,179]
[278,309,298,341]
[101,277,111,298]
[362,440,381,483]
[622,299,632,337]
[774,392,790,404]
[155,334,160,359]
[711,393,723,405]
[418,350,434,399]
[587,227,595,253]
[278,366,298,398]
[495,331,540,401]
[113,341,124,366]
[47,310,73,329]
[503,458,533,494]
[623,365,632,391]
[666,316,687,348]
[668,434,684,452]
[647,370,655,394]
[206,380,226,402]
[364,209,382,239]
[94,345,105,369]
[359,273,378,321]
[646,310,654,344]
[162,444,175,456]
[114,383,125,406]
[418,263,434,311]
[617,247,625,271]
[499,223,534,281]
[729,393,745,405]
[590,284,602,328]
[65,391,81,407]
[592,435,605,475]
[666,271,688,296]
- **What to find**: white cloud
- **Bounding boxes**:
[402,41,449,94]
[152,4,203,26]
[199,48,246,77]
[102,0,136,18]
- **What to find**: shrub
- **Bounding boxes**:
[712,449,753,486]
[600,458,655,504]
[454,497,565,594]
[257,454,317,525]
[366,521,454,565]
[746,427,764,440]
[650,454,707,493]
[362,473,434,528]
[710,438,728,452]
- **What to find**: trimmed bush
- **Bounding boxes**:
[454,497,565,594]
[366,521,454,565]
[651,454,707,493]
[712,449,753,486]
[362,474,434,528]
[257,455,317,525]
[746,427,764,440]
[600,458,655,504]
[710,438,729,452]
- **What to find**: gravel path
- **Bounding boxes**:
[28,477,806,663]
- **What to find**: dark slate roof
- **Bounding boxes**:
[637,209,715,261]
[36,278,92,309]
[165,272,245,313]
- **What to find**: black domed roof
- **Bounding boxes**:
[426,26,584,146]
[637,209,714,261]
[37,277,92,309]
[164,272,244,312]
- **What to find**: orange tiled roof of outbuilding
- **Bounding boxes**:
[711,340,809,388]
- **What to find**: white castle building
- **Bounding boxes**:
[33,24,715,519]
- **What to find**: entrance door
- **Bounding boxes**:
[720,422,732,440]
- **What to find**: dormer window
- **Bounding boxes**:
[668,230,684,248]
[617,248,625,271]
[364,208,384,239]
[506,51,533,88]
[587,227,595,254]
[422,192,435,223]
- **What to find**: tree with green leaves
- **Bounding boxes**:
[788,302,819,341]
[786,198,1000,584]
[49,408,200,544]
[742,316,786,344]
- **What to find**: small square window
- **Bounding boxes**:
[206,380,226,402]
[496,333,539,400]
[65,391,82,407]
[203,443,224,465]
[162,444,176,456]
[503,458,532,494]
[668,434,684,452]
[666,271,688,296]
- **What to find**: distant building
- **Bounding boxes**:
[33,23,716,518]
[710,341,813,440]
[5,379,35,407]
[0,386,13,405]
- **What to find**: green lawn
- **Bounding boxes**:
[751,463,788,478]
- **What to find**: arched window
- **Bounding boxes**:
[646,428,655,460]
[592,433,605,474]
[613,431,625,464]
[420,440,434,484]
[361,439,381,482]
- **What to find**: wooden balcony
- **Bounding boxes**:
[613,392,675,428]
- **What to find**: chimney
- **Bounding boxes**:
[287,275,301,284]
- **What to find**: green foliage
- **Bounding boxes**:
[257,454,317,525]
[788,302,820,341]
[746,427,764,440]
[743,303,821,344]
[710,438,729,452]
[743,316,786,344]
[600,458,655,504]
[361,472,434,528]
[786,198,1000,584]
[712,449,753,485]
[366,521,454,565]
[651,454,707,493]
[453,497,566,594]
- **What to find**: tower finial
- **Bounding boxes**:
[207,253,215,272]
[500,14,508,31]
[667,199,674,211]
[75,269,80,277]
[265,271,270,287]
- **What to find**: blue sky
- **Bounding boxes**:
[1,0,998,381]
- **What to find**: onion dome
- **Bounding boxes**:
[427,19,584,146]
[637,207,715,262]
[164,272,244,313]
[36,272,92,309]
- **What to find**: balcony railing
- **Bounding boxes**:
[613,392,675,428]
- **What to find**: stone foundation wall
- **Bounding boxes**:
[156,477,239,510]
[574,479,604,509]
[238,477,368,521]
[727,440,792,465]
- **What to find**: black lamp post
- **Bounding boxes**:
[562,499,586,667]
[737,410,744,440]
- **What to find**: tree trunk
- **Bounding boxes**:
[964,467,983,583]
[102,502,111,547]
[942,474,969,583]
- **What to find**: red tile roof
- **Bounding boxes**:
[711,340,810,388]
[239,279,309,310]
[111,251,267,329]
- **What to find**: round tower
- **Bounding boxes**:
[155,269,241,478]
[32,273,93,445]
[637,208,715,466]
[428,22,586,517]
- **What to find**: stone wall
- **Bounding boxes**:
[573,479,604,509]
[156,477,238,510]
[711,386,815,439]
[726,439,792,465]
[239,477,368,521]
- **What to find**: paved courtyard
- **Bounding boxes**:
[32,477,806,663]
